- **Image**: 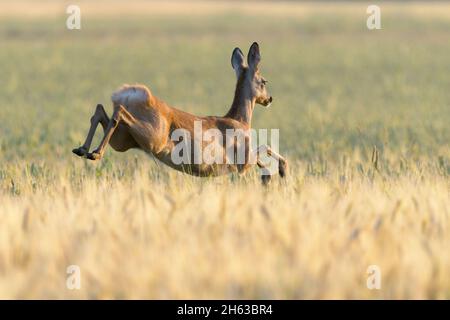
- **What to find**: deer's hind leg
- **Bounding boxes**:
[72,104,109,157]
[86,104,144,161]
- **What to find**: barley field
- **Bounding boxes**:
[0,0,449,299]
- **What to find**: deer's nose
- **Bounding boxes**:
[269,96,273,103]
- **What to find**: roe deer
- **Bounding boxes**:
[72,42,288,184]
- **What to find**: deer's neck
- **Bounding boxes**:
[225,74,255,125]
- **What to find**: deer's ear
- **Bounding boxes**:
[231,47,245,77]
[247,42,261,71]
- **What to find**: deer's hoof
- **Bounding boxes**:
[86,152,101,161]
[72,147,87,157]
[261,174,272,185]
[279,160,288,178]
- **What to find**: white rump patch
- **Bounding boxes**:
[111,84,152,107]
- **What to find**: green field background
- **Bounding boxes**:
[0,3,449,174]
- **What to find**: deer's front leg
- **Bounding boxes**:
[257,158,272,185]
[72,104,109,157]
[256,145,288,182]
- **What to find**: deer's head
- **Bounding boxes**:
[231,42,272,107]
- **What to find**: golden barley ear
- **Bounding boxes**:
[371,145,379,171]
